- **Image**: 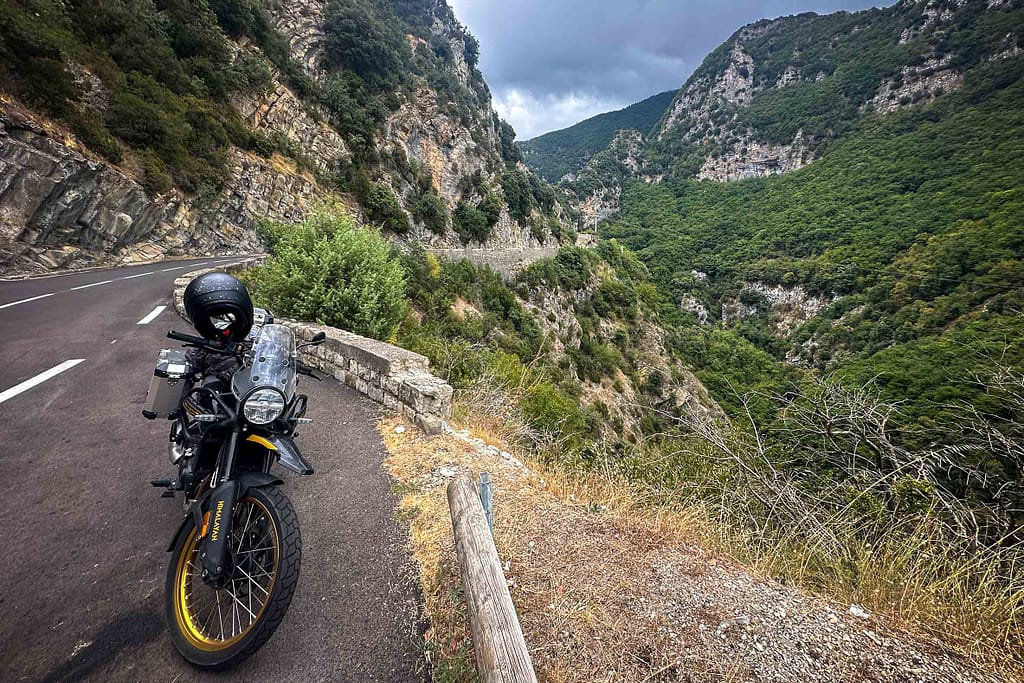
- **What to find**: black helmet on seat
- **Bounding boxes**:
[183,272,254,342]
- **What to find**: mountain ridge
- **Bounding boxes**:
[517,89,675,183]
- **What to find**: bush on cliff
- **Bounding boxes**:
[249,210,407,340]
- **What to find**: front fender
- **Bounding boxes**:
[165,471,284,552]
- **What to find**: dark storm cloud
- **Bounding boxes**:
[448,0,891,138]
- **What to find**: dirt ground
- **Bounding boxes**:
[380,416,1009,683]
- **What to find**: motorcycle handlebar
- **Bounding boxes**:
[167,330,236,354]
[167,330,208,345]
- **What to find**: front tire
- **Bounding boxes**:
[165,485,301,670]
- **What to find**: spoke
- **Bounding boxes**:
[238,504,255,547]
[234,545,275,555]
[249,514,271,547]
[240,567,274,582]
[232,587,239,637]
[226,588,259,623]
[201,593,217,635]
[236,566,271,596]
[232,575,267,609]
[216,591,225,641]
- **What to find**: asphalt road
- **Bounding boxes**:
[0,259,425,682]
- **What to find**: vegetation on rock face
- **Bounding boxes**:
[646,0,1024,177]
[0,0,568,246]
[0,0,278,193]
[519,90,676,182]
[495,3,1024,669]
[397,240,691,451]
[248,210,407,340]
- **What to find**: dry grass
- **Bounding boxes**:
[732,526,1024,673]
[382,416,709,681]
[381,416,1011,682]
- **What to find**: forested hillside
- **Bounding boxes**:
[529,2,1024,668]
[518,90,675,182]
[649,0,1024,179]
[606,51,1024,417]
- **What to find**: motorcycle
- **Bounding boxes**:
[143,274,325,669]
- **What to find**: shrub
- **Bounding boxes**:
[362,182,409,233]
[411,191,449,234]
[452,200,490,244]
[138,151,173,195]
[478,192,503,227]
[248,210,407,339]
[500,168,535,222]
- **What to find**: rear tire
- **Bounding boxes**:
[165,485,301,670]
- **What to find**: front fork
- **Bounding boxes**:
[198,427,241,588]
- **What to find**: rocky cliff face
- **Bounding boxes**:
[262,0,556,250]
[521,263,722,439]
[568,130,648,228]
[0,0,561,274]
[548,0,1014,214]
[0,100,325,273]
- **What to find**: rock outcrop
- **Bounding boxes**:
[261,0,561,249]
[548,0,1014,204]
[656,40,814,183]
[521,264,722,439]
[721,281,832,334]
[571,130,646,228]
[0,101,322,274]
[867,55,964,114]
[231,74,350,173]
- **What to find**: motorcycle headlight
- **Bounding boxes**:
[243,388,285,424]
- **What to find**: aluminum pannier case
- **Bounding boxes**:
[142,349,192,419]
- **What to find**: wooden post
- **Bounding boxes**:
[447,475,537,683]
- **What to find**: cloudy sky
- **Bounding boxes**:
[448,0,891,140]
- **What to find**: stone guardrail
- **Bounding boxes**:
[172,266,453,433]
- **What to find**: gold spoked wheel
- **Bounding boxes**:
[173,496,279,651]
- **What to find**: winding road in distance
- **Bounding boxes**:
[0,258,425,682]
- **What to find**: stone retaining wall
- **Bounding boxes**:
[426,246,559,278]
[172,267,453,433]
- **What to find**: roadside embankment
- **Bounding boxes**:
[380,416,1007,683]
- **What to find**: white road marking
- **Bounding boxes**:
[0,359,85,405]
[136,305,167,325]
[69,279,113,291]
[0,260,226,310]
[0,292,55,310]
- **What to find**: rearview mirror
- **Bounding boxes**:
[298,331,327,351]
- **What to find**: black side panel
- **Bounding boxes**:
[266,435,314,475]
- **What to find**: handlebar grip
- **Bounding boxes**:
[296,361,324,381]
[167,330,236,355]
[167,330,207,345]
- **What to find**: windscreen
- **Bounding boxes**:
[231,324,297,400]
